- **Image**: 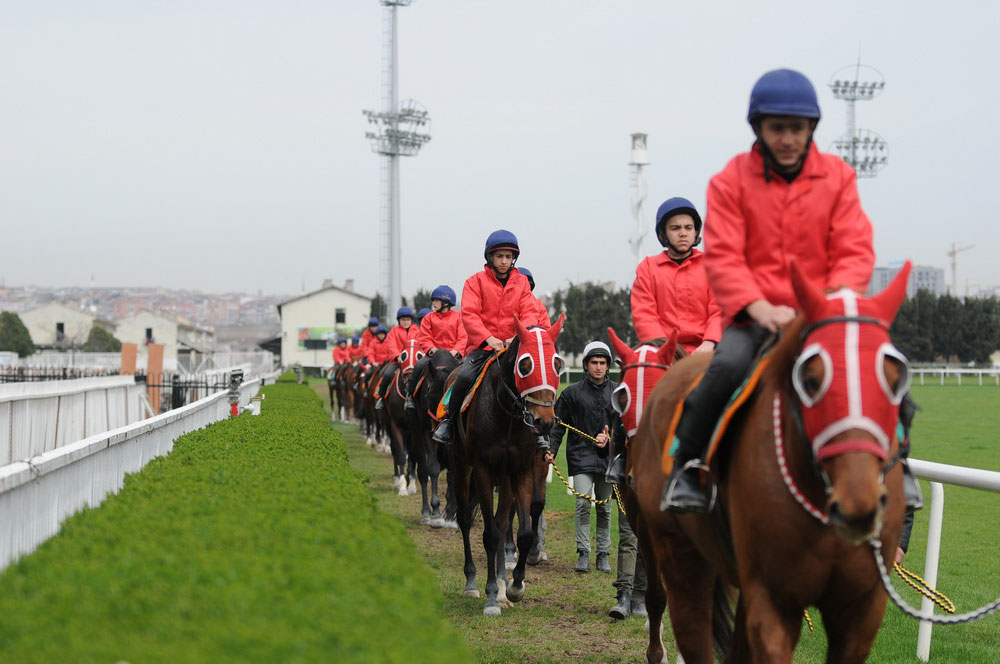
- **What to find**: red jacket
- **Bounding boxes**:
[385,324,419,359]
[461,266,540,354]
[705,143,875,327]
[332,346,351,363]
[532,296,552,328]
[349,345,363,361]
[416,309,468,354]
[631,248,722,352]
[359,328,376,359]
[369,336,395,364]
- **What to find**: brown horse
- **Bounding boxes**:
[384,339,423,496]
[629,263,912,663]
[451,315,565,616]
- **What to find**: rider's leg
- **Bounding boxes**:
[405,354,432,410]
[375,363,398,410]
[432,349,491,444]
[661,322,771,513]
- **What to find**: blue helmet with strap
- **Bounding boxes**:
[484,229,520,262]
[368,316,379,326]
[351,336,360,344]
[396,306,414,319]
[655,197,702,249]
[417,308,431,319]
[431,284,457,307]
[747,69,821,124]
[375,325,388,335]
[518,267,535,290]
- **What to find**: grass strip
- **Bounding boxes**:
[0,375,471,664]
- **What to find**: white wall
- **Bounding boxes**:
[115,311,180,370]
[280,288,371,367]
[20,303,98,348]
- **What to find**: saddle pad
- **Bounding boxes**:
[659,354,773,477]
[434,347,508,419]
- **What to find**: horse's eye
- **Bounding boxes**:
[517,356,534,378]
[792,344,832,407]
[802,376,820,396]
[552,354,566,376]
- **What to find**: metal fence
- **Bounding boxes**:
[0,367,122,383]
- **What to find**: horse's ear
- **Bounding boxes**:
[790,260,826,321]
[606,327,635,363]
[871,261,911,322]
[658,328,679,365]
[547,313,566,341]
[514,316,530,340]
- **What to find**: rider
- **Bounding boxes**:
[661,68,884,513]
[359,317,380,362]
[331,337,350,366]
[349,336,363,363]
[368,325,394,365]
[375,307,419,410]
[546,341,616,574]
[405,285,467,411]
[631,197,721,354]
[431,230,540,444]
[517,267,552,327]
[416,307,432,325]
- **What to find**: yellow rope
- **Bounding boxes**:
[803,609,815,632]
[894,562,956,613]
[551,420,627,516]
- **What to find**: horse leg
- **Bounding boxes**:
[493,480,515,608]
[443,450,458,527]
[504,502,516,571]
[818,589,886,664]
[427,443,445,528]
[454,465,479,598]
[658,532,715,664]
[634,515,668,664]
[741,583,801,664]
[507,472,537,603]
[475,466,503,616]
[391,423,408,496]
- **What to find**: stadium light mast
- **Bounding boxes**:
[829,60,888,178]
[628,133,650,265]
[363,0,430,319]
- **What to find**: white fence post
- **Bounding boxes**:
[916,481,945,662]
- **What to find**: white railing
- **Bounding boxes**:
[1,352,121,369]
[0,376,146,465]
[906,458,1000,661]
[0,372,280,571]
[912,368,1000,386]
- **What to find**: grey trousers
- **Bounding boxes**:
[573,473,612,555]
[613,502,647,596]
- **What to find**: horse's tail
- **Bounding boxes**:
[712,579,737,660]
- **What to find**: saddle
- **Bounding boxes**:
[434,348,508,420]
[660,340,777,476]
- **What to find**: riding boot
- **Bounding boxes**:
[608,589,631,620]
[375,397,385,410]
[596,552,612,573]
[574,551,589,573]
[404,394,416,411]
[432,418,454,444]
[660,436,714,514]
[629,594,647,617]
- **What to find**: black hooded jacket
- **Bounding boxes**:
[548,377,618,476]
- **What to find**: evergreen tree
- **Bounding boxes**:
[82,326,123,352]
[933,294,964,361]
[0,311,35,357]
[412,288,433,312]
[550,282,633,356]
[369,293,387,322]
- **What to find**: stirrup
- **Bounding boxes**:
[404,396,416,411]
[605,453,626,485]
[375,397,385,410]
[432,419,453,444]
[659,459,716,514]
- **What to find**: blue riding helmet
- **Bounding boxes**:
[484,229,520,262]
[368,316,379,326]
[417,307,431,319]
[396,306,414,319]
[351,336,360,344]
[655,197,703,246]
[431,284,457,307]
[337,337,347,345]
[747,69,821,124]
[518,267,536,290]
[375,325,388,335]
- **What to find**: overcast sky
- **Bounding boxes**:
[1,1,996,300]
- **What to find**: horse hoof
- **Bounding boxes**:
[398,485,408,497]
[420,515,431,525]
[429,517,445,529]
[506,583,525,603]
[407,480,417,495]
[442,519,458,529]
[463,588,480,598]
[483,605,501,617]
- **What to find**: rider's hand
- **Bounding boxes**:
[450,350,461,358]
[485,336,505,352]
[693,340,716,355]
[746,300,797,333]
[595,425,609,448]
[544,452,554,465]
[428,347,439,355]
[894,546,905,564]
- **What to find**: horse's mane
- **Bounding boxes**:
[634,337,688,362]
[762,315,808,388]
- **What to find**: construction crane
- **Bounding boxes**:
[946,242,974,296]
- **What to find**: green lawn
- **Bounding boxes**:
[326,380,1000,662]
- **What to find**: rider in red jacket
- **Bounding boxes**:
[375,307,419,409]
[368,326,394,364]
[359,317,379,361]
[349,336,363,362]
[331,338,351,365]
[631,198,722,354]
[405,285,466,410]
[432,230,541,444]
[662,69,877,513]
[517,267,553,328]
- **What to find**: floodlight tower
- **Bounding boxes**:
[362,0,430,319]
[628,133,650,265]
[829,61,888,178]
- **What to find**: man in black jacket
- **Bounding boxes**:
[547,341,617,574]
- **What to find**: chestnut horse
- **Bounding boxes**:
[629,263,912,663]
[451,315,565,616]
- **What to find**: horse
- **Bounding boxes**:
[384,339,423,496]
[451,314,565,616]
[628,263,913,663]
[356,362,385,450]
[406,348,461,528]
[328,362,355,421]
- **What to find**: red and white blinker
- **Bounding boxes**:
[513,314,565,399]
[607,327,677,438]
[790,262,913,463]
[398,339,423,373]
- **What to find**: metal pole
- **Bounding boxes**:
[917,481,945,661]
[387,4,402,317]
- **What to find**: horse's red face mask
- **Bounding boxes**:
[607,327,678,438]
[513,314,565,436]
[397,339,423,374]
[790,262,912,541]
